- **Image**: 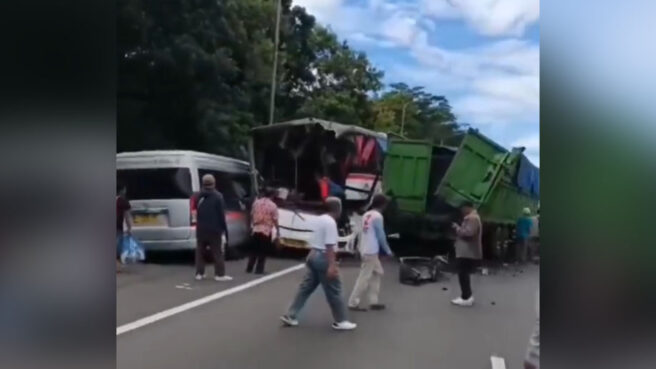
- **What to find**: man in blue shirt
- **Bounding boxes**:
[348,194,394,311]
[516,208,533,264]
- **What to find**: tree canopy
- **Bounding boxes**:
[118,0,463,158]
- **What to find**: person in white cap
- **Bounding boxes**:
[280,197,357,331]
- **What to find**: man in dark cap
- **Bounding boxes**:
[194,174,232,282]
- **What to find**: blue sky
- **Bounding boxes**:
[293,0,540,165]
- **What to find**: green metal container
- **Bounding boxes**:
[383,129,538,245]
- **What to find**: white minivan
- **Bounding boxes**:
[116,150,252,257]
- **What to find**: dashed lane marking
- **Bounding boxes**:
[490,355,507,369]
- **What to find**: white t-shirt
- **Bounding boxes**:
[360,210,383,255]
[307,214,339,250]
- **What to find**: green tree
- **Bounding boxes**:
[117,0,456,157]
[369,83,461,143]
[286,26,384,125]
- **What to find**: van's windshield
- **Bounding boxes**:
[117,168,192,200]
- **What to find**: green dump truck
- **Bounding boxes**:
[383,129,539,258]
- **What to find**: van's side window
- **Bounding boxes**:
[198,170,251,211]
[117,168,192,200]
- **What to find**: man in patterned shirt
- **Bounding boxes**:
[246,188,279,274]
[348,194,394,311]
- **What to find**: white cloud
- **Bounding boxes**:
[293,0,344,16]
[293,0,539,130]
[403,34,539,125]
[455,94,535,126]
[348,33,396,48]
[473,75,539,111]
[380,15,421,47]
[512,134,540,151]
[512,133,540,166]
[421,0,539,37]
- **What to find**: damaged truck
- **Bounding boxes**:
[382,128,540,259]
[249,118,387,255]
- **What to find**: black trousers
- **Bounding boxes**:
[195,234,225,277]
[247,233,271,274]
[457,258,477,299]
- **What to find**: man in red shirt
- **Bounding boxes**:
[247,188,280,274]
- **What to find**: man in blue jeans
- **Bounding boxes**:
[280,197,357,331]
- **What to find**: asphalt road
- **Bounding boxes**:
[117,255,539,369]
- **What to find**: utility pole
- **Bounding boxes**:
[400,101,410,136]
[268,0,282,125]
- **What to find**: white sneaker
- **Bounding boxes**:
[214,275,233,282]
[332,321,357,331]
[195,274,205,281]
[280,315,299,327]
[451,297,475,307]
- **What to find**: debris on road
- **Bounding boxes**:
[399,256,443,286]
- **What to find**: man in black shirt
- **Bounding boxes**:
[195,174,232,281]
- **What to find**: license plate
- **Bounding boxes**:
[133,214,167,227]
[280,238,308,249]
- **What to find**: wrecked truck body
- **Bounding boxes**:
[249,118,387,254]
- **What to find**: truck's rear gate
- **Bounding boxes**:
[383,141,433,214]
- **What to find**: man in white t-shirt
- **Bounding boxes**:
[348,194,394,311]
[280,197,357,331]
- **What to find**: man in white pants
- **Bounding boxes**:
[348,194,394,311]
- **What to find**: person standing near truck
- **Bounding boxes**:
[348,194,394,311]
[529,208,540,262]
[516,208,533,264]
[451,201,483,307]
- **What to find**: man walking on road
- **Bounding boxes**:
[451,201,482,307]
[194,174,232,282]
[280,197,357,331]
[348,194,393,311]
[247,188,279,274]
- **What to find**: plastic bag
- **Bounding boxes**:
[119,235,146,264]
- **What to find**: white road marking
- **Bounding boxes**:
[490,355,507,369]
[117,263,306,336]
